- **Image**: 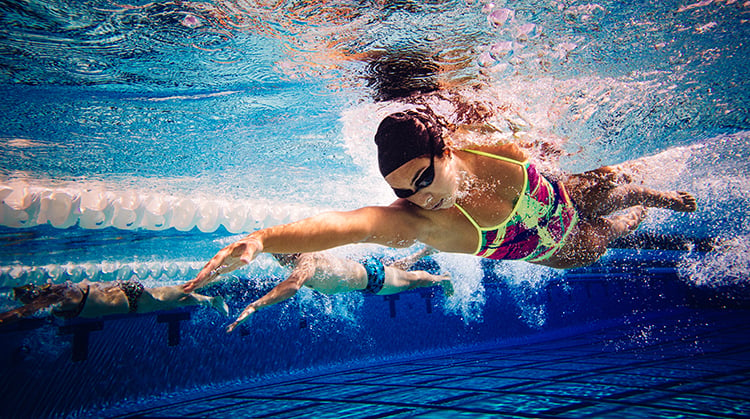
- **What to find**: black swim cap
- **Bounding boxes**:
[374,110,445,177]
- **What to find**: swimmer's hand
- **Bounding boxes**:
[183,236,263,293]
[440,276,454,297]
[226,305,256,333]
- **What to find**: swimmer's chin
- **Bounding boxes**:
[424,197,455,211]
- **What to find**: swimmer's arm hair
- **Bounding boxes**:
[226,260,315,333]
[183,206,424,292]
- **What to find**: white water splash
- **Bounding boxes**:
[432,252,485,324]
[493,261,562,328]
[678,235,750,287]
[297,288,364,329]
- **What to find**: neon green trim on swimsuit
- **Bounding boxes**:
[454,149,529,256]
[459,149,529,167]
[453,149,579,262]
[453,202,483,255]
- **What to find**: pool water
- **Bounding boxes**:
[0,0,748,418]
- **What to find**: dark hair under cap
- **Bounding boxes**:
[374,110,446,177]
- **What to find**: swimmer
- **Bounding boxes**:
[226,248,451,333]
[0,280,228,324]
[184,99,696,294]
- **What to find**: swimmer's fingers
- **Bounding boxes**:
[441,278,454,297]
[226,305,256,333]
[183,238,262,293]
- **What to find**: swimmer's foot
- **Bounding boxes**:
[608,206,648,237]
[226,305,256,333]
[664,191,697,212]
[642,189,697,212]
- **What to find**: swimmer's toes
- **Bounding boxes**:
[672,191,697,212]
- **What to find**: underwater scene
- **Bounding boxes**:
[0,0,748,417]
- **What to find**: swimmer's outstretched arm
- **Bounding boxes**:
[226,260,315,333]
[183,205,427,293]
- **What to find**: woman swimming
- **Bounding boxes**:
[0,279,228,324]
[183,104,696,293]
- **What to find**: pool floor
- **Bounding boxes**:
[98,308,750,418]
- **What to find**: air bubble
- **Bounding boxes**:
[490,41,514,60]
[488,8,514,28]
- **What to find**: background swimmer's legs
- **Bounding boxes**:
[378,267,452,295]
[141,286,228,316]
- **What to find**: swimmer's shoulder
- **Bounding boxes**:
[458,142,527,162]
[383,200,445,228]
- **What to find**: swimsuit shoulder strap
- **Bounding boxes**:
[453,203,483,255]
[461,148,528,166]
[454,203,481,229]
[453,148,531,244]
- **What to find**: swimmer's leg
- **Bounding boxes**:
[202,294,229,316]
[602,185,696,214]
[549,206,648,268]
[571,182,696,218]
[566,165,696,218]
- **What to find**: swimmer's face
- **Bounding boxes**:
[384,153,457,210]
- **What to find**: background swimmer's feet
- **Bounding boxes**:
[211,296,229,316]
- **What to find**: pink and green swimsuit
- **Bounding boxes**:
[454,150,579,262]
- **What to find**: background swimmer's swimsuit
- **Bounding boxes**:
[361,257,385,294]
[454,150,579,262]
[118,280,144,313]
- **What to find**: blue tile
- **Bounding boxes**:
[526,382,639,399]
[426,376,532,391]
[421,365,498,376]
[652,393,750,416]
[349,386,475,405]
[573,404,715,418]
[294,383,383,400]
[460,393,579,415]
[355,373,444,386]
[575,372,677,387]
[183,399,314,418]
[485,367,570,380]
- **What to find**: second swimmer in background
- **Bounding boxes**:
[226,247,451,332]
[1,279,228,324]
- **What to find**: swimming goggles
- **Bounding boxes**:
[392,154,435,198]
